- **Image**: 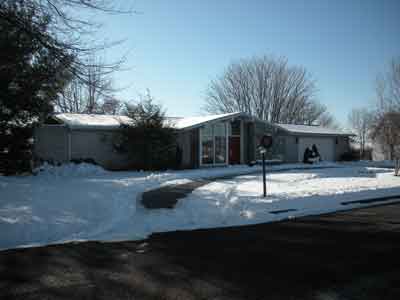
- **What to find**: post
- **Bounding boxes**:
[262,152,266,197]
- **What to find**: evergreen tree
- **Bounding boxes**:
[117,94,178,170]
[0,2,71,174]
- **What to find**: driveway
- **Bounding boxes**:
[1,202,400,300]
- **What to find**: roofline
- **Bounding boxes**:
[279,131,355,137]
[178,112,247,131]
[50,114,129,131]
[273,123,355,137]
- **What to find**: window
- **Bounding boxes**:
[230,121,241,136]
[201,122,227,165]
[201,125,214,164]
[214,123,227,164]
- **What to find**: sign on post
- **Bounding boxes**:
[258,135,273,197]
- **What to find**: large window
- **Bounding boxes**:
[201,125,214,164]
[201,123,227,165]
[214,123,227,164]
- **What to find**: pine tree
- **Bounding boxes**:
[0,3,71,174]
[117,94,178,170]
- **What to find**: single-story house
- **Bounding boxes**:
[34,112,353,170]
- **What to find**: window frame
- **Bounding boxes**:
[199,122,229,167]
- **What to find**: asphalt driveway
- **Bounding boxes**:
[1,202,400,300]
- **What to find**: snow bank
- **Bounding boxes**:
[34,162,108,177]
[0,162,399,251]
[342,160,395,169]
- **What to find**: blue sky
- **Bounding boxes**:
[95,0,399,125]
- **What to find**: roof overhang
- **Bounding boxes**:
[273,123,355,137]
[175,112,252,131]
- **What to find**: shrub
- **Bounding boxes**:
[0,125,33,175]
[115,95,178,171]
[340,150,360,161]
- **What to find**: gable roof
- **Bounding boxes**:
[170,112,244,130]
[275,123,353,136]
[52,113,132,130]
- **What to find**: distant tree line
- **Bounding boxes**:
[348,58,400,175]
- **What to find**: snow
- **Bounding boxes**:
[171,112,242,130]
[34,162,108,177]
[180,167,400,229]
[53,112,242,131]
[0,161,399,251]
[52,113,355,137]
[54,113,132,130]
[275,123,353,136]
[344,160,395,169]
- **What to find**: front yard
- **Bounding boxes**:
[0,162,399,251]
[1,203,400,300]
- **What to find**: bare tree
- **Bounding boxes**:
[100,97,123,115]
[85,55,115,113]
[204,55,335,126]
[0,0,131,101]
[56,78,86,113]
[372,58,400,169]
[376,58,400,112]
[55,54,122,114]
[348,108,373,158]
[370,112,400,175]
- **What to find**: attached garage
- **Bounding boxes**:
[274,124,353,163]
[298,137,335,162]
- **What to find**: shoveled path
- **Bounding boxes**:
[141,164,343,209]
[1,202,400,300]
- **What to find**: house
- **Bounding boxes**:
[34,112,353,170]
[34,114,133,170]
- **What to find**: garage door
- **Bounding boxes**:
[298,137,335,162]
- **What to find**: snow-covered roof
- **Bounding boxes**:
[53,113,132,130]
[50,112,244,131]
[170,112,244,130]
[274,123,353,136]
[50,113,353,136]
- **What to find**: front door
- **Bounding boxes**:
[229,136,241,164]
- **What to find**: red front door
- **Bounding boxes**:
[229,137,241,164]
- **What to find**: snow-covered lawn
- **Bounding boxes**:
[181,167,400,228]
[0,162,399,251]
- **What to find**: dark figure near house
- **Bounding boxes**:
[303,147,313,164]
[312,144,321,162]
